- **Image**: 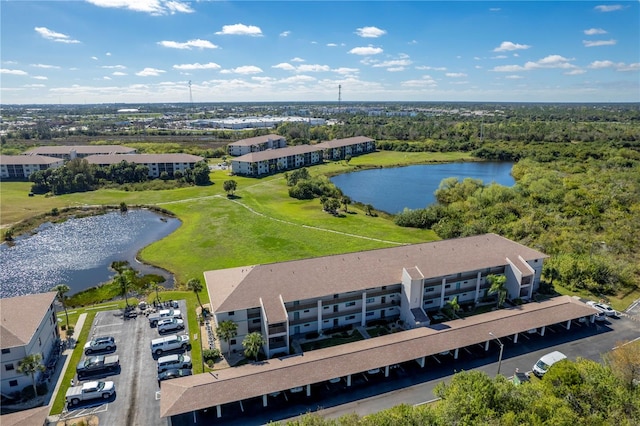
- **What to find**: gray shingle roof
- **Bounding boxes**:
[228,134,285,147]
[84,153,204,164]
[1,292,56,349]
[24,145,135,155]
[0,154,63,165]
[160,295,598,418]
[204,234,547,314]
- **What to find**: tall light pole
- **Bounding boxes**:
[489,332,504,376]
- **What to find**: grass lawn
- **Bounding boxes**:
[300,330,365,351]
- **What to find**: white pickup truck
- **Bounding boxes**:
[148,309,182,326]
[65,381,115,406]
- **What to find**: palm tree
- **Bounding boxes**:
[17,354,45,399]
[187,278,204,312]
[364,204,374,216]
[446,296,461,318]
[114,268,135,307]
[341,195,351,213]
[216,320,238,358]
[242,332,265,362]
[51,284,70,330]
[487,274,508,308]
[151,281,161,304]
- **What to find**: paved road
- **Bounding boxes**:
[170,314,639,426]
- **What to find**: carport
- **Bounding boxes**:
[160,296,598,421]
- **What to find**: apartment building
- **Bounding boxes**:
[227,134,287,156]
[230,136,376,177]
[204,233,546,358]
[0,292,60,396]
[84,153,204,178]
[24,145,136,160]
[0,155,64,179]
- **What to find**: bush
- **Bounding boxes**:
[305,331,319,340]
[203,348,221,362]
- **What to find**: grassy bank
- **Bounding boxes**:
[2,151,447,285]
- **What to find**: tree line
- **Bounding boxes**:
[29,158,211,195]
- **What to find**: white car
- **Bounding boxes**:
[157,318,184,333]
[587,301,617,317]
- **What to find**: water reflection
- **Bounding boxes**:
[0,209,180,298]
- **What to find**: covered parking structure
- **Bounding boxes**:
[160,296,598,420]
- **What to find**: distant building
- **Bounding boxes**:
[0,155,64,180]
[84,153,204,178]
[230,136,376,177]
[227,134,287,157]
[24,145,136,160]
[1,292,60,397]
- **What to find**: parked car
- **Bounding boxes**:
[84,336,116,355]
[149,309,182,326]
[289,386,304,393]
[157,354,192,373]
[150,334,190,356]
[157,318,184,333]
[157,368,192,384]
[76,355,120,379]
[366,368,381,375]
[532,351,566,377]
[66,380,115,406]
[586,301,617,317]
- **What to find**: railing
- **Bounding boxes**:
[267,325,287,335]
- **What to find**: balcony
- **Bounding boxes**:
[267,325,287,335]
[322,306,362,320]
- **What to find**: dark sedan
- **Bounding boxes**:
[157,368,192,385]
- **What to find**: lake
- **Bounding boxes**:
[0,209,181,298]
[330,162,515,214]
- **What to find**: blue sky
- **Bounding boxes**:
[1,1,638,104]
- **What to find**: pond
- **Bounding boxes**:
[330,162,515,214]
[0,209,181,298]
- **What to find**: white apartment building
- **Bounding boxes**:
[84,153,204,178]
[0,292,60,397]
[227,134,287,156]
[24,145,136,160]
[0,155,64,179]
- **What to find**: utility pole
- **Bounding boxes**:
[489,332,504,375]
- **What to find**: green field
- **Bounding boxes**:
[1,151,451,285]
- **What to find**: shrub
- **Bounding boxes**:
[305,331,319,340]
[203,348,221,362]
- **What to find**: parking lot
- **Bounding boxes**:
[59,300,190,426]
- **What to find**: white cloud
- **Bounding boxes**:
[618,63,640,72]
[280,31,291,37]
[106,52,112,56]
[327,43,338,47]
[220,66,263,75]
[173,62,221,70]
[34,27,80,44]
[349,46,383,56]
[1,69,28,75]
[24,84,46,88]
[588,60,640,72]
[102,65,126,69]
[584,28,607,35]
[158,39,218,50]
[31,64,60,69]
[594,4,624,12]
[505,75,524,79]
[491,55,508,59]
[33,76,48,80]
[583,39,617,47]
[401,75,438,88]
[273,63,296,71]
[446,72,468,78]
[489,8,501,12]
[372,59,412,68]
[112,71,127,76]
[91,56,99,60]
[85,0,193,16]
[386,67,405,72]
[333,67,359,75]
[136,67,165,76]
[415,65,447,71]
[291,57,305,63]
[564,69,586,75]
[589,60,616,69]
[103,76,112,80]
[493,41,531,52]
[492,55,576,72]
[215,24,263,36]
[297,64,331,72]
[355,26,387,38]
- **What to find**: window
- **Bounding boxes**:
[382,286,387,290]
[230,339,236,345]
[366,297,375,303]
[38,337,42,346]
[303,309,310,313]
[228,311,235,316]
[425,287,435,293]
[346,315,355,320]
[445,284,451,289]
[1,348,9,354]
[345,301,356,307]
[323,306,330,310]
[333,294,339,299]
[425,300,433,305]
[252,319,261,324]
[366,312,374,316]
[9,380,18,387]
[5,364,14,371]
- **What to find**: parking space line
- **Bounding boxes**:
[86,304,119,310]
[155,391,161,401]
[521,333,530,340]
[432,356,441,364]
[463,347,472,355]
